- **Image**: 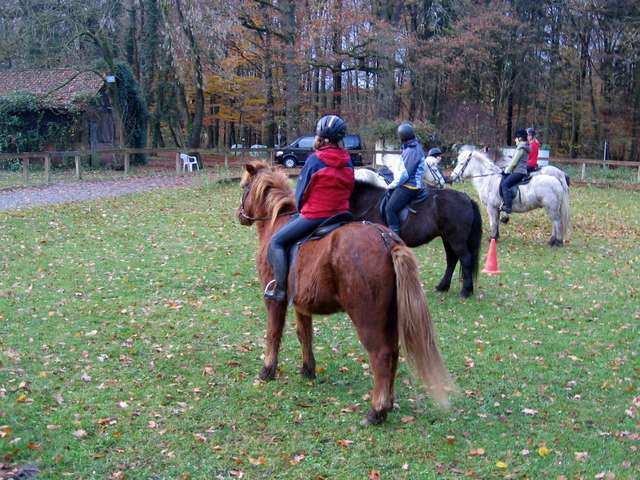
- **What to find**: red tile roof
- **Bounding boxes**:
[0,68,104,105]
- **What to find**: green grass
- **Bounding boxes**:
[1,182,639,479]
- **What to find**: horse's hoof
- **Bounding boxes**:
[361,409,387,426]
[300,363,316,379]
[258,365,277,381]
[460,289,473,299]
[434,284,450,293]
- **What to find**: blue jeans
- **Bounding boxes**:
[500,173,526,213]
[385,186,421,234]
[267,215,327,292]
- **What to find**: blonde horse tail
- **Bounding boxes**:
[560,186,572,241]
[391,244,454,407]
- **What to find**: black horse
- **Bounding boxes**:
[350,183,483,297]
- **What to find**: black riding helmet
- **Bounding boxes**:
[316,115,347,143]
[397,123,416,143]
[428,147,443,157]
[515,129,528,141]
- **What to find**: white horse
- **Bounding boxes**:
[354,158,446,189]
[452,150,572,246]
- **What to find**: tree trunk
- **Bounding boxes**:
[282,0,300,141]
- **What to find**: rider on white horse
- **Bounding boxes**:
[500,129,530,223]
[424,147,451,189]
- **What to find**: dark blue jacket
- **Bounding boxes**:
[388,139,426,189]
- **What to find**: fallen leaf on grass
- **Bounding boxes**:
[16,395,33,404]
[469,448,485,456]
[575,451,589,463]
[538,446,552,457]
[0,426,12,438]
[369,470,381,480]
[110,471,125,480]
[522,408,538,416]
[446,435,455,445]
[248,456,266,466]
[495,461,508,469]
[290,453,305,465]
[26,442,41,450]
[73,429,87,439]
[595,473,615,480]
[336,439,353,448]
[229,471,243,479]
[400,416,415,424]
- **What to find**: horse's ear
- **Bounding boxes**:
[245,163,257,176]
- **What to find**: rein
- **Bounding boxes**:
[238,182,297,222]
[452,151,502,183]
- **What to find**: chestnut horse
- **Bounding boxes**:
[237,161,453,425]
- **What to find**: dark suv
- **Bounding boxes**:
[274,134,363,168]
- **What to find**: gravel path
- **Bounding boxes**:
[0,175,202,212]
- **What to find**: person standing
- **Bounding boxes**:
[500,129,530,224]
[385,123,426,235]
[527,127,540,172]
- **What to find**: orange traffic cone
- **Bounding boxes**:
[482,238,501,274]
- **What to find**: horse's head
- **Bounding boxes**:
[450,150,474,182]
[237,161,295,226]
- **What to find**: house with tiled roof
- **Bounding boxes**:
[0,68,116,153]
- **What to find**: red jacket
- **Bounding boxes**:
[295,145,354,219]
[528,138,540,168]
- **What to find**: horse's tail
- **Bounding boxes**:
[560,186,572,241]
[468,198,483,284]
[391,244,454,407]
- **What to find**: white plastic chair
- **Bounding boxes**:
[180,153,199,172]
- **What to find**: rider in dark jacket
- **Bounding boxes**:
[264,115,354,302]
[385,123,426,235]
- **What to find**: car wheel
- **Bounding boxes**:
[283,157,297,169]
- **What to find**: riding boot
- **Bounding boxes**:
[264,245,288,302]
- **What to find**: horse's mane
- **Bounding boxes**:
[242,161,296,224]
[470,150,502,172]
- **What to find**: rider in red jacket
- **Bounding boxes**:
[527,127,540,171]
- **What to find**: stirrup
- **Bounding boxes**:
[264,279,286,302]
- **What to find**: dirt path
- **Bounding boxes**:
[0,175,202,212]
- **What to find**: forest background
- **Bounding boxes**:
[1,0,639,160]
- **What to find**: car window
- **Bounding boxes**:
[296,137,314,149]
[343,136,360,149]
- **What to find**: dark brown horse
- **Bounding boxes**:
[349,182,482,298]
[236,161,453,425]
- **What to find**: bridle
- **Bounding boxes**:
[424,160,445,188]
[451,151,501,182]
[238,179,296,223]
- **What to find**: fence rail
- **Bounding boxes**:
[1,148,640,186]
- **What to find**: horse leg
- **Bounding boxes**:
[259,302,287,381]
[434,239,457,293]
[487,206,500,240]
[545,204,562,247]
[295,311,316,379]
[458,251,474,298]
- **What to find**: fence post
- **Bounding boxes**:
[124,152,130,175]
[176,152,180,174]
[75,154,82,180]
[23,157,29,183]
[637,165,640,183]
[581,163,586,181]
[44,154,51,184]
[224,152,229,169]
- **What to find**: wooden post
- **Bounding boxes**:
[176,152,181,174]
[224,152,229,169]
[23,157,29,183]
[581,163,586,181]
[44,154,51,184]
[637,165,640,183]
[75,155,82,180]
[124,152,130,174]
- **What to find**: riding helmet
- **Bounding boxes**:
[428,147,443,157]
[526,127,536,137]
[397,123,416,143]
[515,129,528,141]
[316,115,347,143]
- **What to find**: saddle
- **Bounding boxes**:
[287,212,354,304]
[379,189,430,226]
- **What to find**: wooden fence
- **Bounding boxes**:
[1,147,639,185]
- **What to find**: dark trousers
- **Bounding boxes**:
[500,172,526,213]
[385,186,421,234]
[268,215,327,291]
